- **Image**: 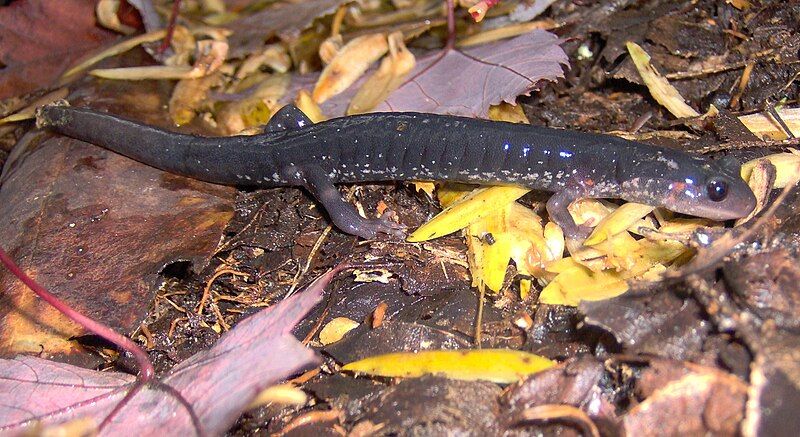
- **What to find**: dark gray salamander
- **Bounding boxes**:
[37,104,756,239]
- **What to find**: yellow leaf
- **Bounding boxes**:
[216,74,288,134]
[466,207,513,292]
[436,183,475,207]
[412,181,436,198]
[585,203,655,245]
[540,264,628,306]
[488,102,530,124]
[567,198,614,228]
[408,186,530,242]
[313,33,389,104]
[62,29,168,79]
[248,384,308,409]
[543,222,566,262]
[348,32,415,115]
[294,90,326,123]
[627,41,699,119]
[740,151,800,189]
[545,256,583,274]
[91,40,229,80]
[319,317,360,345]
[657,217,710,234]
[342,349,556,384]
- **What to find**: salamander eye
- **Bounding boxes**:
[706,179,728,202]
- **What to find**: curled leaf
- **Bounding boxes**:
[740,150,800,189]
[61,29,167,79]
[348,32,416,115]
[313,33,389,104]
[96,0,137,34]
[627,41,699,119]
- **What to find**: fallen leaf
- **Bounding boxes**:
[408,186,530,241]
[376,30,567,117]
[626,41,699,118]
[248,384,308,409]
[584,203,655,245]
[540,259,629,306]
[502,356,616,432]
[623,360,747,436]
[347,32,416,115]
[0,271,327,434]
[96,0,137,35]
[319,317,360,345]
[90,40,229,80]
[740,150,800,189]
[0,0,116,99]
[343,349,555,384]
[313,33,389,104]
[227,0,352,58]
[61,29,168,80]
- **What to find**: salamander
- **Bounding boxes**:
[36,104,756,239]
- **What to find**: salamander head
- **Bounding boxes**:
[621,155,756,221]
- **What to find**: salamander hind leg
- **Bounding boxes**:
[295,167,407,239]
[546,188,593,240]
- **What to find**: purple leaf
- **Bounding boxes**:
[228,0,351,58]
[376,30,568,117]
[0,270,334,435]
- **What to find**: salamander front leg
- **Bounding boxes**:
[546,189,592,240]
[299,168,407,239]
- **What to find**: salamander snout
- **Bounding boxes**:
[665,172,756,221]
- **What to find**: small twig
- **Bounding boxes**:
[158,0,182,54]
[730,62,754,110]
[664,49,774,80]
[285,225,333,298]
[766,104,796,139]
[446,0,456,50]
[474,285,485,347]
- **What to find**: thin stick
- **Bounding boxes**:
[159,0,183,54]
[446,0,456,50]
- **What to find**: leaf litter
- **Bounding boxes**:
[1,0,799,435]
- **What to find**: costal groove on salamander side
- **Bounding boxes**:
[37,105,757,239]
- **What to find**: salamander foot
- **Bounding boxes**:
[346,210,407,240]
